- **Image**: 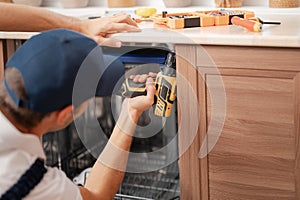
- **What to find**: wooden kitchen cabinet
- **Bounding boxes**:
[176,45,300,199]
[0,39,20,80]
[0,40,4,79]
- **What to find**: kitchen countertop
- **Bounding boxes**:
[0,7,299,48]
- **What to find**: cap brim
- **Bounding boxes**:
[72,48,125,107]
[96,54,125,97]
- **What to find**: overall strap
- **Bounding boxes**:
[0,158,47,200]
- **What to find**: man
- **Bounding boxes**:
[0,29,155,199]
[0,3,140,47]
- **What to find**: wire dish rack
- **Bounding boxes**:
[42,97,180,200]
[43,130,180,199]
[69,156,180,200]
[70,157,180,200]
[116,160,180,200]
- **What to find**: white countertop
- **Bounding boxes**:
[112,13,300,48]
[0,6,300,47]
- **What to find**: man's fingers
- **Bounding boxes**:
[148,72,157,78]
[132,75,140,82]
[109,22,141,32]
[138,74,150,82]
[132,74,150,83]
[131,73,157,83]
[111,13,139,27]
[146,77,155,101]
[96,37,122,47]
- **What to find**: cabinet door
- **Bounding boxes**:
[206,70,300,200]
[176,45,300,200]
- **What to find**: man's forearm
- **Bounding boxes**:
[81,129,133,200]
[81,104,139,200]
[0,3,80,32]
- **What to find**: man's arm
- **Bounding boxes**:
[0,3,80,32]
[0,3,141,47]
[79,77,155,200]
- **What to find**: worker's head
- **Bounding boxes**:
[0,29,124,132]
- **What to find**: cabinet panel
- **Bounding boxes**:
[207,73,299,200]
[177,45,204,200]
[0,39,23,80]
[197,46,300,71]
[0,40,4,80]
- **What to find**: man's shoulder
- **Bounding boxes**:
[0,151,82,200]
[29,166,82,200]
[0,150,39,196]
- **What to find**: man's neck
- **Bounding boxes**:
[0,108,45,137]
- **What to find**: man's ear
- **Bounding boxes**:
[55,105,74,126]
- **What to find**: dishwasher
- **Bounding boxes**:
[42,43,180,200]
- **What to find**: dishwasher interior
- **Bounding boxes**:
[42,44,180,200]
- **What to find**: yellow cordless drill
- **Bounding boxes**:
[121,52,177,117]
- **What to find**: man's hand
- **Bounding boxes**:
[77,13,141,47]
[123,73,156,124]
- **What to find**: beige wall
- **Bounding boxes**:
[42,0,299,8]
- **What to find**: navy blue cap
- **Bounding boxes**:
[4,29,125,114]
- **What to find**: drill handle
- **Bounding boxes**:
[121,78,148,98]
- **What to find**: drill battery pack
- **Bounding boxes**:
[154,71,176,117]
